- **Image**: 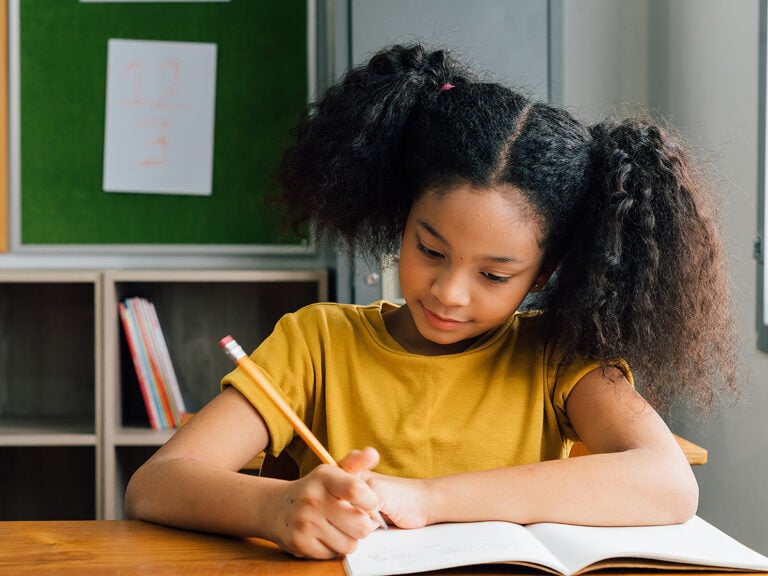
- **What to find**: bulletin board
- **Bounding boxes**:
[11,0,310,250]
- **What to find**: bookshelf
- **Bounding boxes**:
[0,268,327,520]
[101,269,328,519]
[0,270,101,519]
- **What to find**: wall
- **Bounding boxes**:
[648,0,768,554]
[551,0,649,117]
[556,0,768,554]
[349,0,550,100]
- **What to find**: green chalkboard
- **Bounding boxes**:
[17,0,308,248]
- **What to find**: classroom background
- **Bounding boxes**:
[1,0,767,556]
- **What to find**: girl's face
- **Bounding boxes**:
[393,184,549,354]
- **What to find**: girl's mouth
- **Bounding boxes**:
[421,304,467,331]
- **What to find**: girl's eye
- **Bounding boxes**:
[482,272,510,284]
[416,240,443,259]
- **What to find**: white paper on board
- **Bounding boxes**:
[103,39,217,196]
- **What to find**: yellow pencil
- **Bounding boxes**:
[219,335,387,530]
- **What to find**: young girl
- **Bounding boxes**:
[125,44,738,560]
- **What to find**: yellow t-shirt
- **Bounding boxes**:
[221,301,630,478]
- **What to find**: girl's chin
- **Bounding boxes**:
[415,324,484,352]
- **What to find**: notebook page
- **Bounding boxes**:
[344,521,568,576]
[526,516,768,575]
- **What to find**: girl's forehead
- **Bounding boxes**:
[411,184,546,255]
[415,184,541,227]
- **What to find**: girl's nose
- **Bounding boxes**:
[431,269,471,307]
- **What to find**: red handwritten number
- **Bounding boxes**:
[122,61,145,106]
[156,61,185,110]
[120,57,186,167]
[137,119,170,167]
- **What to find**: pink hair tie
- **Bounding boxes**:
[439,83,455,93]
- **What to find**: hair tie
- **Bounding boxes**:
[439,83,455,93]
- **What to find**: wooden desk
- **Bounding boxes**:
[0,520,339,575]
[0,520,762,576]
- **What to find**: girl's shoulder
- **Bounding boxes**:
[279,300,401,352]
[282,300,396,334]
[288,300,393,321]
[510,309,546,335]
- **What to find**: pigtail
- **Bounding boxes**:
[274,44,471,256]
[549,118,738,416]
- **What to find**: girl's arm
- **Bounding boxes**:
[124,386,382,558]
[370,366,698,528]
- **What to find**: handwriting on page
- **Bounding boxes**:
[102,39,217,196]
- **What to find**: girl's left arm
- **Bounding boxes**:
[369,366,698,528]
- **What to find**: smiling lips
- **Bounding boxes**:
[421,304,467,331]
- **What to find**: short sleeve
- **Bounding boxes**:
[220,310,317,456]
[549,357,634,442]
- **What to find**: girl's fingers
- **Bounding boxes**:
[319,464,381,515]
[278,466,379,558]
[338,447,380,474]
[281,502,374,558]
[322,502,378,549]
[289,518,365,559]
[327,449,383,517]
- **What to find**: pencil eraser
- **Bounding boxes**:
[219,335,234,347]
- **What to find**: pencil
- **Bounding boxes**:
[219,335,388,530]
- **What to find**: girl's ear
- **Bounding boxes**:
[530,260,558,293]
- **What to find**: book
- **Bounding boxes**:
[119,301,163,430]
[129,297,185,426]
[145,299,187,422]
[343,516,768,576]
[127,297,173,428]
[119,297,186,430]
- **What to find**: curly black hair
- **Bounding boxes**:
[274,44,739,416]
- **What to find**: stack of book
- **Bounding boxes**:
[119,297,186,430]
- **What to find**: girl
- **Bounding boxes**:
[125,44,738,560]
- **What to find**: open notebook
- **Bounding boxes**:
[344,515,768,576]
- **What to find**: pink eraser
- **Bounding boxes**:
[219,335,234,347]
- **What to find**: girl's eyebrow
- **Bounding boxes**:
[417,219,522,264]
[418,219,448,244]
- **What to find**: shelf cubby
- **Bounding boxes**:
[101,269,328,519]
[0,270,100,519]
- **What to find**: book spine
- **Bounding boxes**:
[137,298,183,427]
[129,297,174,429]
[118,302,162,431]
[146,301,186,421]
[127,299,168,429]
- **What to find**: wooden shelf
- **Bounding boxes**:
[0,268,327,520]
[101,269,328,519]
[113,427,175,447]
[0,418,96,446]
[0,270,100,519]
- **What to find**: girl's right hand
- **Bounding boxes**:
[269,448,383,559]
